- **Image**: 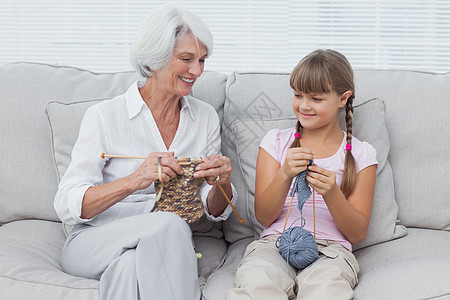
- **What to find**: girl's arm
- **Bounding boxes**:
[255,147,314,227]
[306,164,377,244]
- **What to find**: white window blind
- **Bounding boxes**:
[1,0,449,73]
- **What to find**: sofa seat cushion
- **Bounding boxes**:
[0,220,98,300]
[202,237,254,300]
[0,219,228,299]
[354,228,450,300]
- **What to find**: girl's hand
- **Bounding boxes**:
[280,147,314,179]
[129,152,183,190]
[306,165,339,197]
[194,154,232,185]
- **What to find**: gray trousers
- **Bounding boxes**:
[61,212,200,300]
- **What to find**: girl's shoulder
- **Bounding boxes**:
[259,127,295,163]
[351,136,376,155]
[261,127,295,147]
[350,136,378,170]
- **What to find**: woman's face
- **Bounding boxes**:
[156,33,208,97]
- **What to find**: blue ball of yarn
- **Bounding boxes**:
[277,226,319,269]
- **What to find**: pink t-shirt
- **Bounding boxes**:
[259,127,378,251]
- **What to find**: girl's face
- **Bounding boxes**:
[292,90,351,130]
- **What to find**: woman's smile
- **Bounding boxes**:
[179,76,195,85]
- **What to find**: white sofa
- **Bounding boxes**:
[0,62,449,300]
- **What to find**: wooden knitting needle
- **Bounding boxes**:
[313,189,316,238]
[101,153,146,159]
[200,157,244,224]
[101,153,193,165]
[218,184,244,224]
[283,193,295,232]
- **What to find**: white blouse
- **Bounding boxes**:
[54,81,237,227]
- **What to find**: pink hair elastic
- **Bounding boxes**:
[345,144,352,151]
[294,132,301,139]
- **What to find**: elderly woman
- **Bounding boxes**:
[54,5,237,300]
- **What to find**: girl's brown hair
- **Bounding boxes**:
[289,49,356,197]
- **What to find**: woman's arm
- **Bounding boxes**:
[255,147,314,227]
[306,164,376,244]
[206,183,232,217]
[81,152,183,219]
[80,176,135,219]
[194,154,232,218]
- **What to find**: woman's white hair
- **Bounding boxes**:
[129,4,213,78]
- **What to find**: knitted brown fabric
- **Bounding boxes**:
[154,158,205,224]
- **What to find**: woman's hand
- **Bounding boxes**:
[280,147,314,180]
[194,154,233,217]
[129,151,183,191]
[306,165,338,197]
[193,154,231,185]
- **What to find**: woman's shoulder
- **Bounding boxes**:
[89,81,140,112]
[83,93,126,117]
[184,95,218,117]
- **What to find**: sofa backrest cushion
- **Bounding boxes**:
[0,62,139,224]
[222,72,407,249]
[355,70,450,230]
[0,62,226,225]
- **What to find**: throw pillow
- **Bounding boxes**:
[45,99,105,180]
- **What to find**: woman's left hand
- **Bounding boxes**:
[194,154,231,185]
[306,165,339,197]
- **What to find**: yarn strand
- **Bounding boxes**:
[277,160,319,270]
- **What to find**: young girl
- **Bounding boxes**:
[227,49,378,299]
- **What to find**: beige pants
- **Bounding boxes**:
[227,234,359,300]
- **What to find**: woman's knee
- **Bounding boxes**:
[105,249,136,276]
[138,212,193,242]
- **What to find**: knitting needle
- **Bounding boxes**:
[218,184,244,223]
[200,157,244,224]
[101,153,193,165]
[283,194,295,232]
[101,153,146,159]
[313,189,316,238]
